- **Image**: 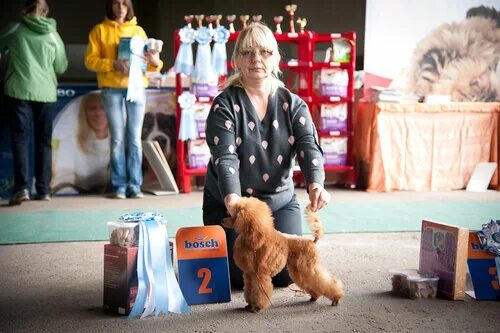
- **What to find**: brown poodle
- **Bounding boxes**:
[222,197,344,312]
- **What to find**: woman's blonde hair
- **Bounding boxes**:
[224,22,284,94]
[77,92,104,153]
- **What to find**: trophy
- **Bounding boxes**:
[297,17,307,33]
[195,14,205,28]
[240,15,250,29]
[215,14,223,27]
[184,15,194,28]
[274,16,283,34]
[226,15,236,33]
[252,15,262,23]
[205,15,216,33]
[285,4,297,33]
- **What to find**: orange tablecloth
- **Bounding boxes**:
[354,102,500,192]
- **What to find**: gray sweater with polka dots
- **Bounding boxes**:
[204,85,325,211]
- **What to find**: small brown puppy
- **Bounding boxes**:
[223,197,343,312]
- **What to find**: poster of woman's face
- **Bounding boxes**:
[50,88,177,195]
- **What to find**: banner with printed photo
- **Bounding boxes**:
[363,0,499,101]
[0,85,177,198]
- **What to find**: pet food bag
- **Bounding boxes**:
[320,103,348,132]
[320,136,348,166]
[108,221,139,248]
[320,68,348,98]
[188,139,211,169]
[332,38,351,63]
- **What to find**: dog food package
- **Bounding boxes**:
[193,103,211,138]
[188,139,211,169]
[389,268,439,299]
[192,82,219,98]
[320,68,348,98]
[320,136,348,166]
[103,244,138,315]
[407,276,439,299]
[332,38,351,63]
[320,103,348,132]
[108,221,139,248]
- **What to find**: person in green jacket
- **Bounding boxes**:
[0,0,68,205]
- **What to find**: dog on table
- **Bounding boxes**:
[222,197,343,312]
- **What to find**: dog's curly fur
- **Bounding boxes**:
[223,197,344,312]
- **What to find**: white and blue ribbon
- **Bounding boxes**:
[127,212,190,319]
[126,36,146,104]
[477,219,500,287]
[211,26,229,76]
[174,26,196,75]
[177,91,198,141]
[192,27,216,84]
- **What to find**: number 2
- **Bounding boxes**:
[197,268,213,294]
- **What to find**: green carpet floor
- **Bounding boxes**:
[1,201,499,244]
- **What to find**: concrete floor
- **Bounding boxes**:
[0,188,499,332]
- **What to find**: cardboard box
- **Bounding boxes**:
[466,232,500,300]
[103,245,138,315]
[418,220,468,300]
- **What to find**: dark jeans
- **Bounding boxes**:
[202,190,302,290]
[7,96,53,195]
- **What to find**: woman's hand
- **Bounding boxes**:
[143,50,160,67]
[308,182,330,212]
[224,193,241,217]
[113,59,129,74]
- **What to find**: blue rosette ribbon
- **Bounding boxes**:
[177,91,198,141]
[211,26,229,76]
[192,27,217,84]
[126,212,191,319]
[126,36,146,104]
[174,26,196,75]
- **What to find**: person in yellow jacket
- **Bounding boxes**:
[85,0,162,199]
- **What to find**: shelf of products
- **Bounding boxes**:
[174,30,356,193]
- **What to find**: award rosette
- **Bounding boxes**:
[177,91,198,141]
[126,36,146,104]
[211,26,230,76]
[174,26,196,75]
[124,212,191,318]
[192,27,218,98]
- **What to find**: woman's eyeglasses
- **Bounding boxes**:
[238,49,274,59]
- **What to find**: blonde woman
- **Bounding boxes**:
[202,23,330,289]
[52,92,111,194]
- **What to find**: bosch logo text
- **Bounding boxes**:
[184,236,219,249]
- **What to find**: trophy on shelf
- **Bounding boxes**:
[226,15,236,33]
[274,16,283,34]
[297,17,307,33]
[184,15,194,28]
[205,15,216,34]
[240,15,250,29]
[285,4,297,33]
[252,15,262,24]
[194,14,204,28]
[215,14,223,27]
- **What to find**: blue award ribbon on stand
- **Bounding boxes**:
[212,26,229,76]
[177,91,198,141]
[192,27,216,84]
[174,26,196,75]
[126,36,146,104]
[125,212,191,319]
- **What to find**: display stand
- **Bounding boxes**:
[174,29,356,193]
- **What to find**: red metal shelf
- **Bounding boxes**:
[174,29,357,192]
